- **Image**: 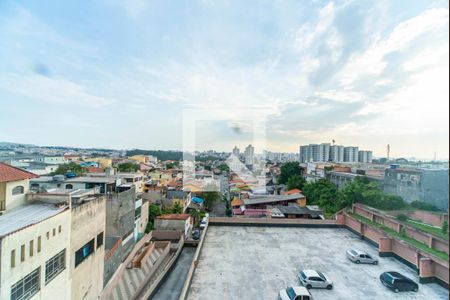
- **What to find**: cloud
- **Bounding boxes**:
[0,75,114,108]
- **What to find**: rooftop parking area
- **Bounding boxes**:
[188,226,448,300]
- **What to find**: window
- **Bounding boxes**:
[11,250,15,268]
[96,232,104,249]
[37,237,41,253]
[58,226,61,233]
[20,245,25,262]
[46,232,50,239]
[53,228,56,236]
[12,186,24,196]
[45,249,65,284]
[29,241,34,257]
[11,267,40,300]
[75,239,95,267]
[65,184,73,189]
[135,206,142,221]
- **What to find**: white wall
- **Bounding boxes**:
[0,210,71,300]
[5,179,30,210]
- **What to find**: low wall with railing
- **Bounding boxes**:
[352,204,449,255]
[337,211,449,287]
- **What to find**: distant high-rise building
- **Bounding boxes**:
[330,145,344,162]
[358,150,373,163]
[344,147,359,162]
[299,143,330,163]
[232,146,240,157]
[244,144,254,165]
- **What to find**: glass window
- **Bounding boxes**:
[37,237,41,253]
[11,250,15,268]
[20,245,25,262]
[11,267,40,300]
[12,186,24,196]
[96,232,104,249]
[29,241,34,257]
[45,249,66,284]
[75,239,95,267]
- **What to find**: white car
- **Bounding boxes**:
[279,286,312,300]
[298,270,333,290]
[346,249,378,265]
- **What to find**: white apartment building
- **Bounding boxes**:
[0,163,106,300]
[244,145,254,165]
[330,145,344,162]
[358,150,373,163]
[344,147,359,162]
[299,143,330,163]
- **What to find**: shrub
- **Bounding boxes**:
[442,221,448,234]
[396,214,408,222]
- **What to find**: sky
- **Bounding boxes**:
[0,0,448,159]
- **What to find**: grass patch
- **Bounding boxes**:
[405,219,449,240]
[348,212,449,261]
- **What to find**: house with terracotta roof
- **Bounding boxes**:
[154,214,192,236]
[0,162,38,211]
[283,188,302,195]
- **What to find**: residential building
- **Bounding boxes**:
[299,143,330,163]
[244,144,254,166]
[330,145,344,162]
[344,147,359,162]
[0,162,38,211]
[232,146,240,157]
[0,184,106,300]
[358,150,373,163]
[154,214,193,236]
[35,156,67,165]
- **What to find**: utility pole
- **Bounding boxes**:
[387,144,390,161]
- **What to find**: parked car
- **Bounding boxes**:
[192,229,200,240]
[346,249,378,265]
[298,270,333,290]
[380,271,419,293]
[199,216,208,229]
[279,286,312,300]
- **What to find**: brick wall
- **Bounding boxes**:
[408,211,448,227]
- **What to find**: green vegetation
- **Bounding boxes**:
[348,212,449,261]
[442,221,448,234]
[403,220,449,240]
[217,163,230,173]
[278,162,302,184]
[117,162,139,172]
[145,204,162,233]
[165,161,179,169]
[126,149,183,161]
[410,200,442,212]
[396,214,408,221]
[303,176,407,215]
[50,162,86,176]
[286,174,306,190]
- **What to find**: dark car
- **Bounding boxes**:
[380,271,419,293]
[192,229,200,240]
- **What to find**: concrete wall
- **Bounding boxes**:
[155,218,191,236]
[105,188,136,239]
[340,211,449,286]
[353,204,449,255]
[0,209,71,300]
[5,179,30,210]
[408,210,448,227]
[70,197,106,300]
[103,237,123,287]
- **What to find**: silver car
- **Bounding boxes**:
[298,270,333,290]
[346,249,378,265]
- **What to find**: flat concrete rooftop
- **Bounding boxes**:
[188,226,448,300]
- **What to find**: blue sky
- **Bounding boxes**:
[0,0,448,159]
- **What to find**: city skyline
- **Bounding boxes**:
[0,0,448,159]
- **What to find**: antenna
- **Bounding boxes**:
[387,144,390,161]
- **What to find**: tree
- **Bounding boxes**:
[171,202,184,214]
[117,162,139,172]
[411,200,442,212]
[166,161,179,169]
[217,163,230,173]
[50,162,86,176]
[146,204,162,233]
[287,174,306,190]
[396,214,408,222]
[278,162,302,184]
